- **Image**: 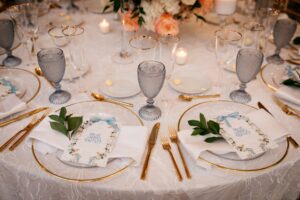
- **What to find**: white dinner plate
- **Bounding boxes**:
[99,78,140,98]
[169,69,212,94]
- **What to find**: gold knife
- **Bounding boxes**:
[140,122,160,180]
[9,109,51,151]
[0,107,49,128]
[257,101,299,149]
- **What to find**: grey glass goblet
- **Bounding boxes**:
[0,19,22,67]
[266,19,297,65]
[37,48,71,104]
[230,48,263,104]
[138,60,166,121]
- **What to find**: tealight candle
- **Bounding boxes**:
[105,79,113,86]
[215,0,237,16]
[99,19,110,34]
[175,48,188,65]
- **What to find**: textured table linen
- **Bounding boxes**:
[0,11,300,200]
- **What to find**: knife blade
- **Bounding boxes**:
[0,107,49,128]
[257,102,273,116]
[140,122,160,180]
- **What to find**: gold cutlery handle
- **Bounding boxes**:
[0,129,24,152]
[167,149,183,181]
[288,136,299,149]
[105,99,133,108]
[140,146,153,180]
[194,94,220,99]
[176,143,191,179]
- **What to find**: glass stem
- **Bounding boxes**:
[53,82,62,92]
[147,98,154,107]
[219,15,227,28]
[6,49,12,57]
[239,82,247,91]
[274,47,281,56]
[120,28,128,57]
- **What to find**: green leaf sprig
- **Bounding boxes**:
[188,113,224,143]
[282,78,300,88]
[49,107,83,140]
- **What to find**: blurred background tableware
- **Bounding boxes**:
[242,21,265,50]
[138,60,166,121]
[56,0,79,12]
[62,25,89,83]
[76,0,113,14]
[215,29,242,74]
[214,0,237,27]
[230,48,264,103]
[37,48,71,104]
[129,35,158,66]
[157,34,179,79]
[266,18,297,65]
[0,18,22,67]
[48,26,70,47]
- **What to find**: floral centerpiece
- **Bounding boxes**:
[105,0,214,35]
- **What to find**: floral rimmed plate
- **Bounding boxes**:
[178,100,289,171]
[0,68,40,103]
[32,100,143,182]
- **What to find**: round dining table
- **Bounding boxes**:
[0,9,300,200]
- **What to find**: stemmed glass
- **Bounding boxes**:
[215,0,238,27]
[266,19,297,65]
[138,61,166,121]
[0,19,22,67]
[37,48,71,104]
[230,48,263,104]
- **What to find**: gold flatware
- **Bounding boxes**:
[161,136,183,181]
[0,107,49,128]
[286,59,300,65]
[9,109,51,151]
[91,92,133,108]
[140,122,160,180]
[34,66,54,87]
[179,94,220,102]
[169,127,191,179]
[274,98,300,119]
[257,101,273,116]
[258,101,299,149]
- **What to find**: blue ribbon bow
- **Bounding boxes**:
[216,112,240,127]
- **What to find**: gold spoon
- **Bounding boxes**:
[91,92,133,108]
[34,66,54,87]
[179,94,220,102]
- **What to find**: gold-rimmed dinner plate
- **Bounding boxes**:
[177,100,289,172]
[32,100,143,182]
[0,68,40,104]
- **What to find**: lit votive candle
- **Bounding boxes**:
[99,19,110,34]
[175,48,188,65]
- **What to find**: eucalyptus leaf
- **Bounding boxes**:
[188,120,201,127]
[67,116,83,131]
[59,107,67,119]
[205,137,224,143]
[49,115,64,124]
[50,122,68,135]
[208,120,220,135]
[199,113,207,129]
[282,79,300,88]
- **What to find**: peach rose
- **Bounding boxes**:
[154,13,179,36]
[194,0,214,15]
[122,11,139,32]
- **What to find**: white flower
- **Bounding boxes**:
[181,0,197,5]
[160,0,181,15]
[141,0,164,31]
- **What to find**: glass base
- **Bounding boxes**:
[230,89,251,104]
[3,55,22,67]
[112,51,133,64]
[266,54,284,65]
[49,90,71,104]
[139,105,161,121]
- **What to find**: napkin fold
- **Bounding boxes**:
[26,113,148,167]
[0,94,27,120]
[178,109,288,168]
[275,86,300,111]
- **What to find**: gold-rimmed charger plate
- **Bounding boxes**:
[31,100,143,182]
[260,64,300,113]
[0,68,40,103]
[177,100,290,172]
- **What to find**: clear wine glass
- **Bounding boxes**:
[138,60,166,121]
[0,19,22,67]
[266,19,297,65]
[230,48,263,103]
[37,48,71,104]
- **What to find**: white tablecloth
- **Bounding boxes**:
[0,10,300,200]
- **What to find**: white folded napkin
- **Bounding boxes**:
[26,113,148,167]
[275,86,300,110]
[0,94,27,120]
[178,109,288,167]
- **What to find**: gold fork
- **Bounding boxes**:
[169,127,191,179]
[161,136,183,181]
[281,105,300,119]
